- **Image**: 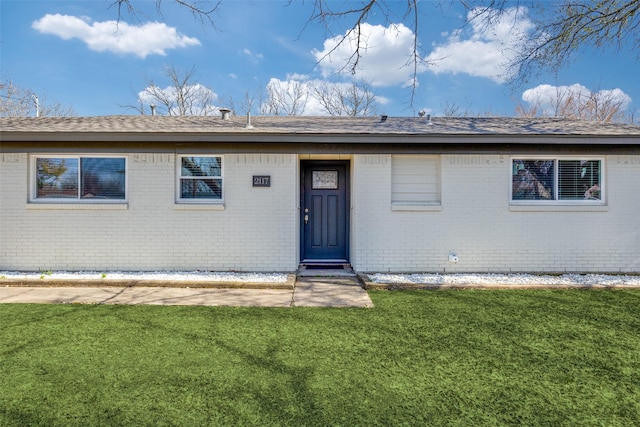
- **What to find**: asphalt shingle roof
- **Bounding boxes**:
[2,115,640,136]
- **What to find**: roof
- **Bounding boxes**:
[1,115,639,134]
[1,116,639,146]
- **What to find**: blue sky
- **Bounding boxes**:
[1,0,638,118]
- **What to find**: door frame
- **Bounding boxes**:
[299,159,350,263]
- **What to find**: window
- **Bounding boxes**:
[512,158,602,202]
[32,156,126,201]
[177,155,223,202]
[392,155,440,205]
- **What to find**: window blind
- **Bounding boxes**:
[392,155,440,204]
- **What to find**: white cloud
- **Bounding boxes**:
[375,95,391,106]
[286,73,310,81]
[425,7,534,83]
[522,83,632,114]
[313,23,425,87]
[32,14,200,58]
[241,48,263,61]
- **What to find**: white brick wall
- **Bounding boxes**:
[352,154,640,273]
[0,153,298,272]
[2,152,639,273]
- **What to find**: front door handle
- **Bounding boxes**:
[304,214,309,224]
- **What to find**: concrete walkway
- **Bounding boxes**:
[293,277,372,307]
[0,276,373,308]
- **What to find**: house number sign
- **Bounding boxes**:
[253,175,271,187]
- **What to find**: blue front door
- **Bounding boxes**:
[301,161,349,262]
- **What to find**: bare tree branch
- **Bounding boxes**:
[460,0,640,83]
[301,0,427,109]
[515,84,634,123]
[111,0,221,27]
[264,79,309,116]
[441,99,475,117]
[110,0,639,112]
[123,65,219,115]
[314,80,378,116]
[305,0,379,75]
[1,79,76,117]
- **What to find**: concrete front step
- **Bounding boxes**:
[297,264,356,277]
[292,276,373,308]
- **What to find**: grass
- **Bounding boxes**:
[1,290,639,426]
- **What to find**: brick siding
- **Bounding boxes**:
[2,152,638,273]
[351,154,640,273]
[0,153,298,272]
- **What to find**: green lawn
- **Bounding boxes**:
[1,290,639,426]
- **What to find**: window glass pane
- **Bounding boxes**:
[312,171,338,189]
[558,160,601,200]
[512,160,554,200]
[181,178,222,199]
[81,158,126,199]
[36,158,78,198]
[181,157,221,177]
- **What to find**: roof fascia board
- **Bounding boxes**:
[2,132,639,145]
[3,143,639,157]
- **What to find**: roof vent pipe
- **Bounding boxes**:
[380,115,388,122]
[220,108,231,120]
[32,94,39,117]
[245,112,254,129]
[150,104,156,116]
[426,114,433,125]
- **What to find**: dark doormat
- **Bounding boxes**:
[304,264,345,270]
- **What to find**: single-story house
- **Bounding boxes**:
[1,114,639,273]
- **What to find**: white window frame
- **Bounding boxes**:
[510,156,605,205]
[176,155,224,204]
[30,154,128,203]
